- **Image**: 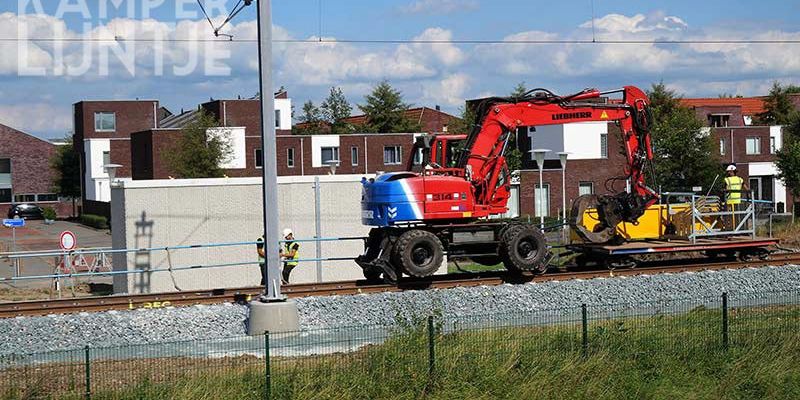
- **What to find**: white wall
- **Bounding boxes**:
[110,175,447,294]
[748,162,787,211]
[208,127,246,169]
[84,139,110,201]
[528,122,607,160]
[311,135,341,167]
[275,98,292,130]
[770,126,783,153]
[563,122,607,160]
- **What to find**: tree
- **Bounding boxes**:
[647,82,723,192]
[510,81,528,98]
[358,80,421,133]
[165,111,232,178]
[51,135,81,217]
[776,111,800,200]
[321,87,353,134]
[294,100,324,135]
[448,105,477,135]
[756,82,798,125]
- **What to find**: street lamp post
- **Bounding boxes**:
[530,149,551,230]
[557,152,570,242]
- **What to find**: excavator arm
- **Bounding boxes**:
[458,86,658,242]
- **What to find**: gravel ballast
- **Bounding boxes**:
[1,265,799,356]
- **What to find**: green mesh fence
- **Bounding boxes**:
[2,290,799,399]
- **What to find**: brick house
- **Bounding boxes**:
[73,92,292,211]
[0,123,71,217]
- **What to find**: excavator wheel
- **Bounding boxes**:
[500,224,548,273]
[392,229,444,278]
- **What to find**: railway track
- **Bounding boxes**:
[2,253,799,318]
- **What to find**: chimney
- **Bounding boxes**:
[435,105,440,111]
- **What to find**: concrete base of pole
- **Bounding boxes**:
[247,299,300,335]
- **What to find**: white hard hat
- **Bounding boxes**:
[282,228,293,237]
[726,165,737,172]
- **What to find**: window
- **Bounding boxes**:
[102,151,110,172]
[708,114,730,128]
[275,110,281,128]
[746,137,761,155]
[0,158,10,186]
[14,194,35,203]
[383,145,402,165]
[94,112,116,131]
[719,138,726,155]
[770,137,777,154]
[600,133,608,158]
[255,149,263,168]
[535,184,550,217]
[37,194,58,202]
[321,146,339,164]
[287,148,295,168]
[0,189,11,203]
[578,182,594,196]
[351,146,359,166]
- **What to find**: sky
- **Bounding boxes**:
[2,0,800,138]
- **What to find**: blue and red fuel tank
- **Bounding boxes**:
[360,172,477,227]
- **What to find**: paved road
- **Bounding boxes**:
[0,220,112,290]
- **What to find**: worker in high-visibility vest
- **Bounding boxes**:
[724,164,749,205]
[279,228,300,285]
[723,164,749,230]
[256,235,266,285]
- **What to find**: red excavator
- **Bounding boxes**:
[356,86,658,282]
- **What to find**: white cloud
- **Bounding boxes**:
[400,0,478,15]
[410,28,465,67]
[580,13,688,33]
[421,73,471,106]
[0,102,71,136]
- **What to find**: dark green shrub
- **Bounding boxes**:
[42,207,57,221]
[80,214,108,229]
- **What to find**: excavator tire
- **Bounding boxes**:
[500,224,548,273]
[393,229,444,278]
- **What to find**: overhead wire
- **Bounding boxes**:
[1,37,799,44]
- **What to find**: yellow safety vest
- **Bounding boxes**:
[725,176,744,205]
[284,241,300,266]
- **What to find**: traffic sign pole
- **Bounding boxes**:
[2,218,25,276]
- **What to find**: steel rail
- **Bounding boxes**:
[2,253,799,318]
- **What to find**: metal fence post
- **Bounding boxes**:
[581,304,588,358]
[722,292,729,351]
[265,331,271,400]
[84,345,91,400]
[313,177,323,283]
[427,315,435,381]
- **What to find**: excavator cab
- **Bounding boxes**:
[408,134,467,175]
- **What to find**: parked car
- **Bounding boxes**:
[7,204,44,219]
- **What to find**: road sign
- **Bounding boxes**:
[2,218,24,228]
[59,231,77,251]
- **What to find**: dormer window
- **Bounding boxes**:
[708,114,730,128]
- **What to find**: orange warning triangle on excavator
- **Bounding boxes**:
[600,111,609,119]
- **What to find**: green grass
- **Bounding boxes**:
[3,305,800,400]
